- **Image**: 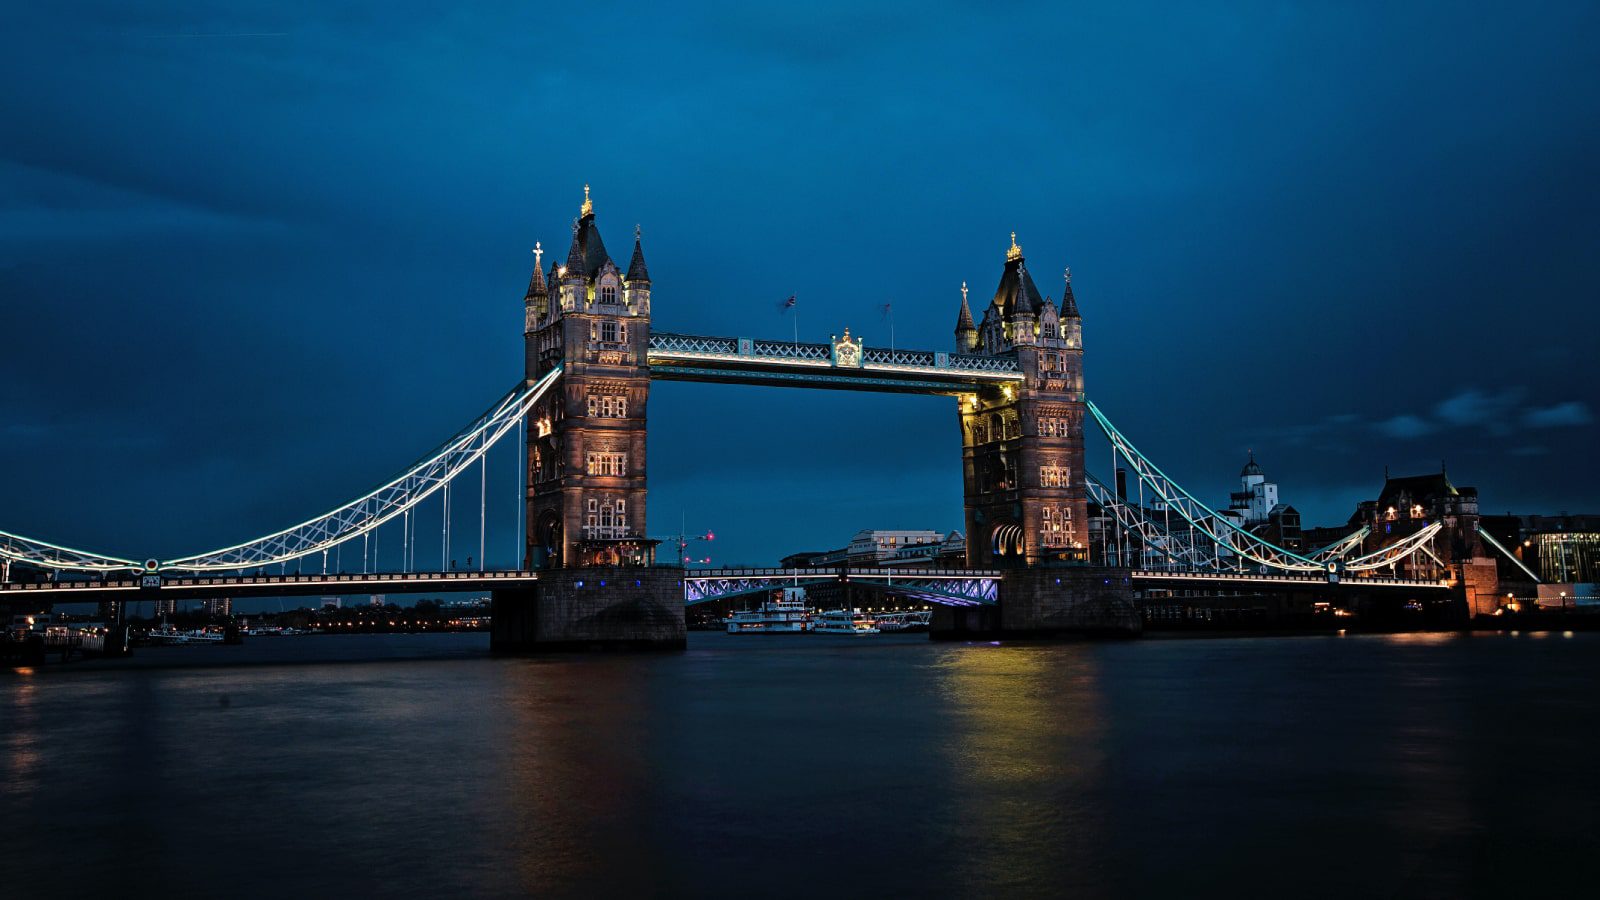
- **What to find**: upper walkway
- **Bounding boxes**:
[647,333,1023,395]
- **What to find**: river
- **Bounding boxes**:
[3,631,1596,898]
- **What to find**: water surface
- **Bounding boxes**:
[4,631,1595,898]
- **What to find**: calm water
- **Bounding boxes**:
[3,631,1597,899]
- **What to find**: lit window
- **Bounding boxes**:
[585,452,627,476]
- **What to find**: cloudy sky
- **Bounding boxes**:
[2,1,1596,569]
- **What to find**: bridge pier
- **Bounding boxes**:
[490,567,685,653]
[932,566,1140,640]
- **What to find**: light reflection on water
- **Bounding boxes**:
[3,631,1597,899]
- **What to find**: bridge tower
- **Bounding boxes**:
[956,235,1089,567]
[522,187,658,569]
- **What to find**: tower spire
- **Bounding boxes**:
[627,224,651,282]
[580,183,593,218]
[954,280,977,351]
[526,241,548,297]
[1060,265,1080,318]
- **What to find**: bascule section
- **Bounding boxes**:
[957,235,1090,568]
[523,187,658,570]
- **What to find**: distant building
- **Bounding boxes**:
[202,597,232,617]
[770,529,965,611]
[1218,454,1302,551]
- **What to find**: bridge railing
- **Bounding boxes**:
[684,566,1004,579]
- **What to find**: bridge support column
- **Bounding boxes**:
[932,567,1140,640]
[490,567,685,652]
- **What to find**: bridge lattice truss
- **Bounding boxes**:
[683,568,1001,607]
[2,333,1450,585]
[1,368,562,575]
[1086,401,1446,578]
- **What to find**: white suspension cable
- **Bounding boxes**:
[158,367,561,572]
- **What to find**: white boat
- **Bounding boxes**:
[812,609,879,634]
[726,588,811,634]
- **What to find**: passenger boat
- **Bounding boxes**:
[811,609,879,634]
[726,588,811,634]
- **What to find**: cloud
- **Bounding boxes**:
[1375,414,1435,439]
[1523,401,1593,429]
[1365,387,1588,441]
[1433,387,1523,431]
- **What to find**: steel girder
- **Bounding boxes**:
[0,529,141,574]
[682,567,1000,607]
[1085,400,1446,578]
[157,368,562,572]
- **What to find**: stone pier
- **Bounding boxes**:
[931,566,1140,639]
[490,567,685,653]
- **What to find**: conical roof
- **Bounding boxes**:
[627,226,650,282]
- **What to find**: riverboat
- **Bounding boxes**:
[726,588,811,634]
[811,609,879,634]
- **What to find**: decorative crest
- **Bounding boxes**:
[1006,231,1023,262]
[581,183,593,217]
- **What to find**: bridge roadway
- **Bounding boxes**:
[0,566,1450,606]
[646,333,1024,394]
[1129,570,1452,591]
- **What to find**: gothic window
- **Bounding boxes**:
[601,321,619,343]
[585,452,627,476]
[1040,465,1069,488]
[973,422,988,444]
[1043,323,1057,339]
[1041,507,1071,547]
[601,284,618,304]
[584,497,628,539]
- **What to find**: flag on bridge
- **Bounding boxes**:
[777,294,797,314]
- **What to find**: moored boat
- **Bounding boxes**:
[811,608,879,634]
[726,588,811,634]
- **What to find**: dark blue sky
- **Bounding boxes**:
[3,1,1597,569]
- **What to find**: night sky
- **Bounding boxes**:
[3,2,1597,571]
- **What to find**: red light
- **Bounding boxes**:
[705,532,715,540]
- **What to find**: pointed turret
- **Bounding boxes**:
[954,281,977,352]
[627,224,650,283]
[525,241,548,299]
[1060,266,1080,318]
[564,218,586,275]
[523,240,549,328]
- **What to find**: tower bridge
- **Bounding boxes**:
[3,186,1504,651]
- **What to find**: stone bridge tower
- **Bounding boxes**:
[955,234,1089,567]
[522,187,658,569]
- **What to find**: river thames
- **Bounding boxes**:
[4,631,1596,899]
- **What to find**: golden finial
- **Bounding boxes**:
[533,241,543,269]
[580,183,593,217]
[1006,231,1023,262]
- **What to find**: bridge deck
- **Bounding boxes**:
[1129,570,1452,591]
[647,333,1023,395]
[0,570,542,603]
